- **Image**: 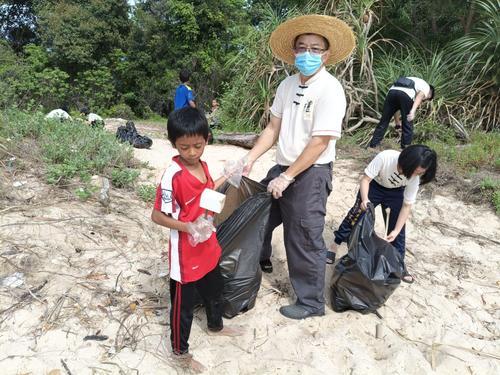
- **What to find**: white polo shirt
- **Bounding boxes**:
[45,109,72,120]
[88,113,103,123]
[270,67,346,166]
[389,77,431,100]
[364,150,420,204]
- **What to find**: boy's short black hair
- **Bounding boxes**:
[80,106,89,115]
[428,85,435,100]
[167,107,209,145]
[179,69,191,83]
[398,144,437,185]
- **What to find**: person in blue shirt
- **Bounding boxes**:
[174,69,196,110]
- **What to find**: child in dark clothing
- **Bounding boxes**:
[151,107,242,373]
[327,145,437,283]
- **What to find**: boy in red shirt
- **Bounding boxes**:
[151,107,242,372]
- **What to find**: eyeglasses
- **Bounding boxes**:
[294,47,326,55]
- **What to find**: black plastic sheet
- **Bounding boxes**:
[330,204,405,314]
[216,177,272,318]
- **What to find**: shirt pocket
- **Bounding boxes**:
[302,99,315,122]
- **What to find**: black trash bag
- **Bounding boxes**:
[330,203,404,314]
[116,121,152,149]
[132,135,153,149]
[215,177,272,318]
[116,120,138,143]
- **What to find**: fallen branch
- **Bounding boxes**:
[61,359,73,375]
[388,326,500,361]
[430,221,500,246]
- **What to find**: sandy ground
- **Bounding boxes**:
[1,120,499,374]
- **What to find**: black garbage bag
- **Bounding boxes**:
[132,135,153,149]
[215,177,272,318]
[116,121,153,149]
[330,203,404,314]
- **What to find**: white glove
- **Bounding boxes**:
[267,173,294,199]
[223,157,247,188]
[186,216,215,246]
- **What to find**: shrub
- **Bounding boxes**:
[1,110,137,187]
[480,177,500,214]
[111,168,140,188]
[428,131,500,172]
[107,103,135,120]
[137,184,156,203]
[40,120,134,183]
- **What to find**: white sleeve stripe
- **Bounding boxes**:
[160,163,182,214]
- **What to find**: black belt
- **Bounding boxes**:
[279,162,332,170]
[312,162,333,168]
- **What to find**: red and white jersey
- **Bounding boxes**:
[154,156,221,283]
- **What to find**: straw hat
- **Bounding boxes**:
[269,15,355,65]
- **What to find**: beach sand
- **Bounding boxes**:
[1,121,498,374]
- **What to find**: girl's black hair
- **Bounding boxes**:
[167,107,209,145]
[428,85,435,100]
[398,144,437,185]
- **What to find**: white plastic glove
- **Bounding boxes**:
[223,157,247,188]
[267,173,295,199]
[186,215,215,246]
[407,110,416,122]
[360,199,371,211]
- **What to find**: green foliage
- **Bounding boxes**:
[381,0,471,46]
[0,0,38,52]
[427,131,500,172]
[493,190,500,214]
[0,110,46,139]
[75,67,116,112]
[106,103,136,120]
[451,0,500,85]
[111,168,140,188]
[0,109,136,186]
[480,177,500,190]
[413,119,457,144]
[136,184,157,203]
[0,44,70,110]
[74,186,93,201]
[0,0,497,132]
[219,5,290,131]
[480,177,500,213]
[37,0,131,75]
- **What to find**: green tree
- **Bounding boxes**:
[0,0,39,52]
[74,67,116,111]
[0,41,20,108]
[11,44,70,109]
[37,0,131,76]
[128,0,249,113]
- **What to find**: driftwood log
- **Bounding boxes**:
[215,132,259,149]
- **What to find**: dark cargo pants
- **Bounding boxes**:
[260,163,333,314]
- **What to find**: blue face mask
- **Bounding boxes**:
[294,52,323,76]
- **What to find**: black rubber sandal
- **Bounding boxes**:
[326,251,336,265]
[259,259,273,273]
[401,270,414,284]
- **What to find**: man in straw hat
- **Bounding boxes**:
[241,14,355,319]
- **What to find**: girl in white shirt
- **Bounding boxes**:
[328,145,437,283]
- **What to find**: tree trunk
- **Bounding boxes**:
[464,2,475,34]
